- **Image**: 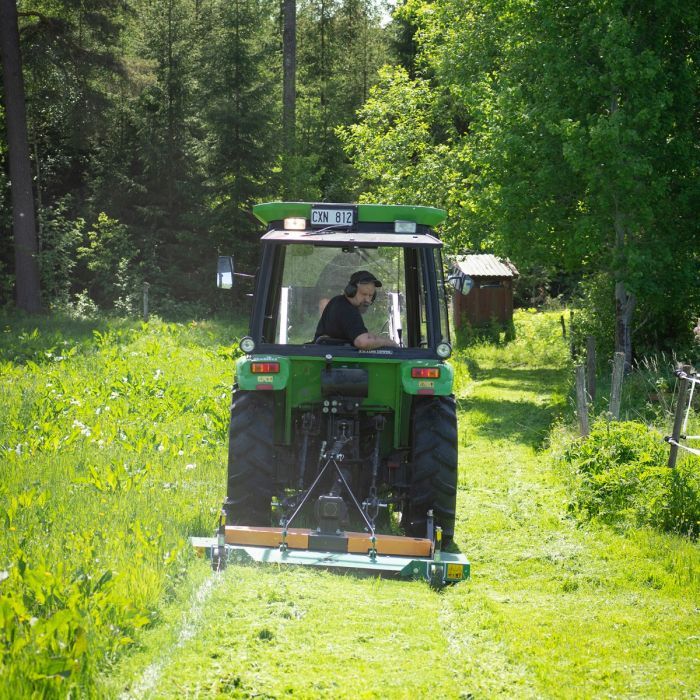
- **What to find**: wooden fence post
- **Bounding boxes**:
[143,282,150,323]
[668,364,692,468]
[609,352,625,419]
[560,314,566,338]
[569,310,576,357]
[576,365,589,437]
[586,336,596,403]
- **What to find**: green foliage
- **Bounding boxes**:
[339,65,469,248]
[296,0,390,200]
[569,273,617,361]
[0,312,246,695]
[342,0,700,354]
[37,201,86,308]
[561,418,700,537]
[193,0,279,271]
[76,212,139,309]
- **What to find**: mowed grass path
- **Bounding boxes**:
[111,320,700,699]
[448,348,699,698]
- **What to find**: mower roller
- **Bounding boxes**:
[194,202,470,585]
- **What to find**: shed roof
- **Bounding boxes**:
[453,254,519,278]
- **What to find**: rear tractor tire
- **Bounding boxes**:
[224,391,275,526]
[402,395,458,541]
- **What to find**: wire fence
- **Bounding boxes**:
[665,368,700,465]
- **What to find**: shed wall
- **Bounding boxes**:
[453,278,514,328]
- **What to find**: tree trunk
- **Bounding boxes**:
[282,0,296,154]
[0,0,42,312]
[614,280,636,370]
[612,202,635,370]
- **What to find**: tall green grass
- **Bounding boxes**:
[0,314,245,697]
[559,417,700,537]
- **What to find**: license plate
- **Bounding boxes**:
[310,206,355,227]
[446,563,465,580]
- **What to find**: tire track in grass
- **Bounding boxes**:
[120,571,223,700]
[134,565,460,698]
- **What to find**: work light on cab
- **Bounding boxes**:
[239,336,255,354]
[284,217,306,230]
[394,220,416,233]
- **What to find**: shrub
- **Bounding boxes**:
[561,418,700,538]
[37,199,85,307]
[76,213,140,309]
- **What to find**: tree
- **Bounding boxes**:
[195,0,278,269]
[0,0,127,309]
[282,0,296,154]
[0,0,42,312]
[119,0,202,309]
[340,65,463,233]
[296,0,390,200]
[352,0,700,358]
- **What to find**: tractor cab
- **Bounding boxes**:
[226,202,452,359]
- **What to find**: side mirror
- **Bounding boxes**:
[217,256,234,289]
[447,270,473,295]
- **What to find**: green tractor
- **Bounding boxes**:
[205,202,467,583]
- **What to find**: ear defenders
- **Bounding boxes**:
[344,281,378,302]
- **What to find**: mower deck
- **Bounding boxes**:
[192,526,470,584]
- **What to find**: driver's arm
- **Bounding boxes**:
[353,332,398,350]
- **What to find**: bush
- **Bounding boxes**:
[561,418,700,538]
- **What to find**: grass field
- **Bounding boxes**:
[1,310,699,698]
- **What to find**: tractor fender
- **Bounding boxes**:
[235,355,290,391]
[400,361,454,396]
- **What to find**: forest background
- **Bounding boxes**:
[1,0,699,362]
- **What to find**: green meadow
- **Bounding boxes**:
[1,310,698,698]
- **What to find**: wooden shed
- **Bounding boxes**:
[450,254,519,329]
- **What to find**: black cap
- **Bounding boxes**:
[349,270,382,288]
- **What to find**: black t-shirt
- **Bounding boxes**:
[314,295,367,344]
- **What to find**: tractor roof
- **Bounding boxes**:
[253,202,447,228]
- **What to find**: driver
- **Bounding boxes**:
[314,271,398,350]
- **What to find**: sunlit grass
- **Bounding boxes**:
[457,309,573,371]
[2,308,699,698]
[0,312,246,696]
[449,313,700,697]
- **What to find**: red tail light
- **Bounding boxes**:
[251,362,280,374]
[411,367,440,379]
